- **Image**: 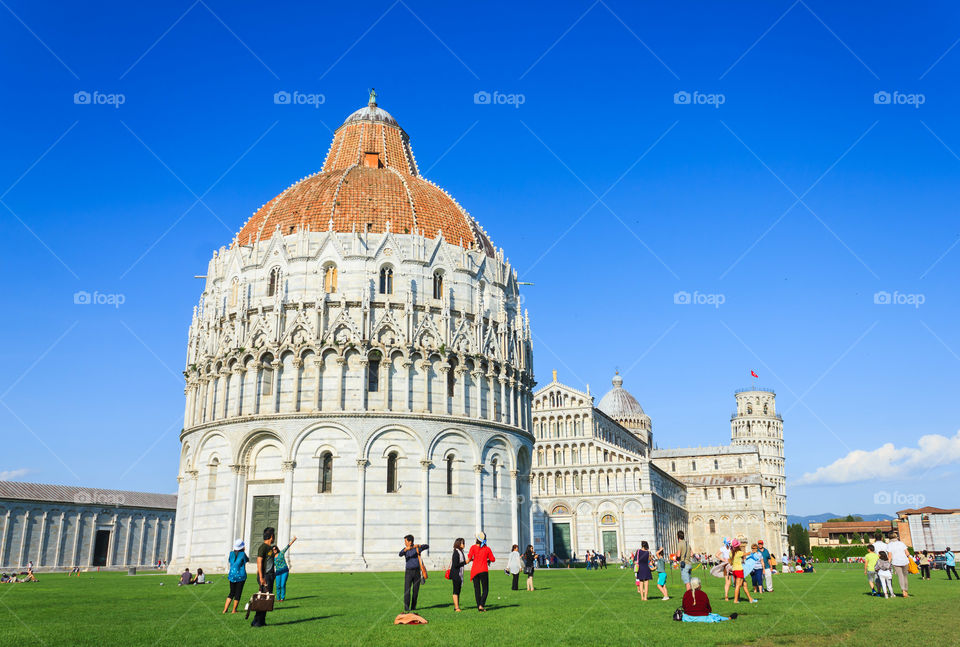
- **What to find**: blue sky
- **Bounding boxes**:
[2,0,959,515]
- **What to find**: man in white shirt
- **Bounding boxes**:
[886,532,910,597]
[872,532,888,560]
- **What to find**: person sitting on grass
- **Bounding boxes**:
[179,568,191,586]
[681,577,737,623]
[191,568,205,585]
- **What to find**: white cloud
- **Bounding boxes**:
[0,468,29,481]
[794,430,960,485]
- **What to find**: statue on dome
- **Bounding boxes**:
[369,88,377,106]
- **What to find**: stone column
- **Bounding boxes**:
[356,459,368,562]
[0,509,9,567]
[437,363,450,415]
[271,359,282,413]
[226,464,242,550]
[109,513,120,566]
[420,460,431,546]
[592,511,600,553]
[165,518,174,566]
[335,356,346,411]
[137,515,147,566]
[232,367,245,417]
[123,514,134,566]
[419,359,431,413]
[457,367,468,416]
[357,357,369,411]
[205,378,215,422]
[19,509,30,567]
[486,371,497,421]
[71,512,81,567]
[571,507,579,556]
[87,512,98,567]
[219,369,230,419]
[292,358,303,412]
[527,474,536,549]
[473,464,484,533]
[510,470,519,543]
[35,511,49,567]
[54,511,65,568]
[381,356,390,411]
[618,506,627,558]
[402,360,413,412]
[150,516,160,566]
[471,370,483,419]
[312,358,323,411]
[183,470,199,561]
[183,384,193,428]
[499,376,507,424]
[279,461,295,542]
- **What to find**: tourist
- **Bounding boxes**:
[179,567,191,586]
[944,548,958,580]
[917,551,931,580]
[864,544,879,596]
[193,568,205,584]
[654,547,670,601]
[523,545,537,591]
[681,577,737,622]
[872,533,888,561]
[273,535,298,602]
[875,550,894,598]
[730,541,757,604]
[677,530,691,591]
[508,544,522,591]
[466,531,495,612]
[450,538,467,611]
[758,540,773,592]
[224,539,248,614]
[69,566,81,577]
[716,539,732,600]
[585,550,592,571]
[399,534,428,613]
[634,541,652,599]
[745,544,763,594]
[251,526,276,628]
[886,532,910,598]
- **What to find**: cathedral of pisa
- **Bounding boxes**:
[169,94,786,572]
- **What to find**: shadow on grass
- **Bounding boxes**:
[271,615,336,626]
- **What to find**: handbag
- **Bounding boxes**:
[417,546,428,583]
[908,559,919,575]
[672,607,684,622]
[244,590,275,619]
[523,565,534,575]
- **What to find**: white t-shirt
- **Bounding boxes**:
[718,547,730,561]
[887,540,909,566]
[873,540,888,557]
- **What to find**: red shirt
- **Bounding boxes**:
[681,589,712,616]
[468,544,495,580]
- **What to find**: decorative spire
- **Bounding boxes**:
[368,87,377,107]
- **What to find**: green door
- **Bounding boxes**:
[602,530,618,560]
[250,495,280,545]
[551,522,571,560]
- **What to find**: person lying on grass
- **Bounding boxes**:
[681,577,737,623]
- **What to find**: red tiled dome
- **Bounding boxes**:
[234,95,493,256]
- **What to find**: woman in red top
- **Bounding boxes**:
[466,531,496,611]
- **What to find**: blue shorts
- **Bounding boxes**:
[657,572,667,586]
[680,564,692,584]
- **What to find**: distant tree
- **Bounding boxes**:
[788,523,810,555]
[827,514,863,522]
[838,534,848,544]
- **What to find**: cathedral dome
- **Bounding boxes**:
[597,373,651,432]
[233,92,494,256]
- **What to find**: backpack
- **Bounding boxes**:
[672,608,684,622]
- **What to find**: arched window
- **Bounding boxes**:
[738,458,743,469]
[763,403,768,414]
[267,267,281,297]
[319,452,333,493]
[229,278,239,307]
[323,264,337,293]
[432,270,444,299]
[379,266,394,295]
[709,519,716,534]
[386,452,399,493]
[571,447,578,463]
[491,459,499,498]
[554,473,562,492]
[747,404,753,414]
[714,459,719,470]
[573,472,580,491]
[368,355,380,392]
[671,461,676,472]
[691,460,696,471]
[446,454,455,495]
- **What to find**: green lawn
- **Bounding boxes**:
[1,564,957,646]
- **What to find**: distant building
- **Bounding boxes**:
[897,507,960,551]
[0,481,176,571]
[809,520,896,547]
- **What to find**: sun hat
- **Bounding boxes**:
[476,531,486,546]
[730,539,741,549]
[758,540,764,545]
[233,539,245,551]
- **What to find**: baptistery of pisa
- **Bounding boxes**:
[171,94,534,571]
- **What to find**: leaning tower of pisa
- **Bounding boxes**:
[730,388,787,552]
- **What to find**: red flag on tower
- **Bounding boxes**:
[750,370,759,378]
